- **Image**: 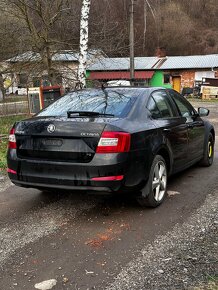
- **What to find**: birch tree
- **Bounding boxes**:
[78,0,91,88]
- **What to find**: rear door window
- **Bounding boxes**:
[147,90,176,119]
[168,90,196,120]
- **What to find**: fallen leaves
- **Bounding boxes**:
[85,222,130,248]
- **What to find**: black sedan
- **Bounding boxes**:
[7,87,215,207]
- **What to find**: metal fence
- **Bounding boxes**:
[0,101,29,116]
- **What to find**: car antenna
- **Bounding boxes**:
[101,82,107,90]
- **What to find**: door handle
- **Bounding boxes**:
[163,128,171,133]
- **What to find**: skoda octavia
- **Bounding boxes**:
[7,87,215,207]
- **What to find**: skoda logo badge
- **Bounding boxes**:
[47,124,56,133]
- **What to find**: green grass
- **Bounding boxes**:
[0,115,28,171]
[0,96,27,103]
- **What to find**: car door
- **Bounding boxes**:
[167,89,205,163]
[147,90,189,172]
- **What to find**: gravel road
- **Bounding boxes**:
[106,190,218,290]
[0,100,217,290]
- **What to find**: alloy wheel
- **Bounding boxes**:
[152,161,167,202]
[208,141,213,158]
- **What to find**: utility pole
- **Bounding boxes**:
[129,0,135,84]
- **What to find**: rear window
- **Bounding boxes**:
[37,88,139,117]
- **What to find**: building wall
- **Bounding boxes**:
[180,71,195,88]
[195,71,215,81]
[172,70,214,90]
[150,70,201,92]
[150,71,172,88]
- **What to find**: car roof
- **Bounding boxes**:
[72,86,167,94]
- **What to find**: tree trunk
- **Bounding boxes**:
[0,73,5,100]
[41,46,56,86]
[78,0,91,88]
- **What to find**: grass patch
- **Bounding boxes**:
[192,275,218,290]
[0,115,28,171]
[0,96,27,103]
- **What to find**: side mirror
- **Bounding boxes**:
[198,107,209,117]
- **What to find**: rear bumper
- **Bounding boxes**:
[11,180,114,192]
[7,149,129,192]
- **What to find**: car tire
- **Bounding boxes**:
[137,155,167,208]
[200,132,214,167]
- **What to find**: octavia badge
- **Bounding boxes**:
[47,124,56,133]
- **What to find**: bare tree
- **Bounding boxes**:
[0,0,218,94]
[6,0,81,86]
[0,0,27,98]
[13,0,64,84]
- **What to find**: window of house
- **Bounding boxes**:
[164,74,170,84]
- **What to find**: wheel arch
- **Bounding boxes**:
[210,128,215,141]
[203,121,215,148]
[155,146,172,176]
[199,122,215,167]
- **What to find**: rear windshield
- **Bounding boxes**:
[37,88,139,118]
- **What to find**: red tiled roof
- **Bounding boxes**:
[88,71,154,80]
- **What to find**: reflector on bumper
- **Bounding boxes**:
[7,168,17,174]
[91,175,124,181]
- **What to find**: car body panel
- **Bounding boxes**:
[186,116,205,161]
[7,87,215,194]
[7,150,128,191]
[151,117,189,172]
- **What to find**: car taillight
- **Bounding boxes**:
[96,131,131,153]
[8,128,17,149]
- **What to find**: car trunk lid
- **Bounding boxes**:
[15,117,106,163]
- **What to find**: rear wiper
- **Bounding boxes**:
[67,111,114,118]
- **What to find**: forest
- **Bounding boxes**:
[0,0,217,61]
